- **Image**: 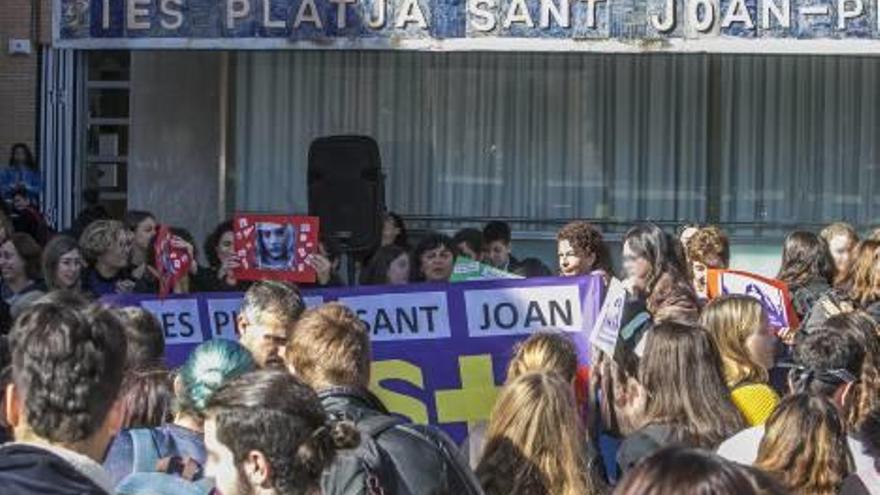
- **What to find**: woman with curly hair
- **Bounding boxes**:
[79,219,135,297]
[685,225,730,299]
[557,221,613,285]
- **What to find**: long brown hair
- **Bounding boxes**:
[776,231,834,289]
[118,366,174,429]
[755,393,853,495]
[614,447,787,495]
[823,311,880,431]
[848,240,880,306]
[638,322,746,449]
[700,295,770,388]
[476,372,603,495]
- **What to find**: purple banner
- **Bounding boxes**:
[106,275,603,442]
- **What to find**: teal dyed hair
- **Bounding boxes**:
[177,339,257,417]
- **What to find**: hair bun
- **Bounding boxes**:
[295,419,360,477]
[329,419,360,450]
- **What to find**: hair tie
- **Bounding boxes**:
[311,425,328,441]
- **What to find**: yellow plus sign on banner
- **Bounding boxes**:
[435,355,501,427]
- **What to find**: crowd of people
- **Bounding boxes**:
[0,162,877,493]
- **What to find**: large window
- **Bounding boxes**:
[233,51,880,236]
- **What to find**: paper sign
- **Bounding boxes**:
[154,225,193,298]
[589,278,627,356]
[450,257,522,282]
[233,214,320,283]
[707,269,800,329]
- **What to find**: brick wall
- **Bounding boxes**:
[0,0,41,163]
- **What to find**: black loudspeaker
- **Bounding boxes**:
[308,135,385,253]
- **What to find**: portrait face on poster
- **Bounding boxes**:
[234,214,320,283]
[256,222,296,270]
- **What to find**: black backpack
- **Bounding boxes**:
[322,415,409,495]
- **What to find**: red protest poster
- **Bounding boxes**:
[707,269,800,331]
[233,214,320,283]
[154,225,193,298]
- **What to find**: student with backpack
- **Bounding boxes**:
[204,369,361,495]
[103,339,256,494]
[285,302,484,495]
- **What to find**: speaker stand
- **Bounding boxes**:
[330,231,359,287]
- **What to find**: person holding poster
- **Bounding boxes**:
[684,226,730,301]
[133,226,198,296]
[776,231,834,321]
[621,224,699,323]
[201,220,250,292]
[557,221,613,286]
[413,232,458,283]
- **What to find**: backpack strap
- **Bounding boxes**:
[358,415,407,439]
[129,429,161,473]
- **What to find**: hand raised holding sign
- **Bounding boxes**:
[305,253,333,286]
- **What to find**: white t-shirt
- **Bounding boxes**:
[717,425,874,474]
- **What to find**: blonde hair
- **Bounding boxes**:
[506,332,577,383]
[78,219,127,264]
[699,295,769,388]
[755,394,852,495]
[820,222,859,247]
[849,240,880,306]
[286,303,371,390]
[476,372,602,495]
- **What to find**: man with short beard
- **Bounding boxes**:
[203,369,358,495]
[237,281,305,368]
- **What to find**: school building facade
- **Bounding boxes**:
[4,0,880,272]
